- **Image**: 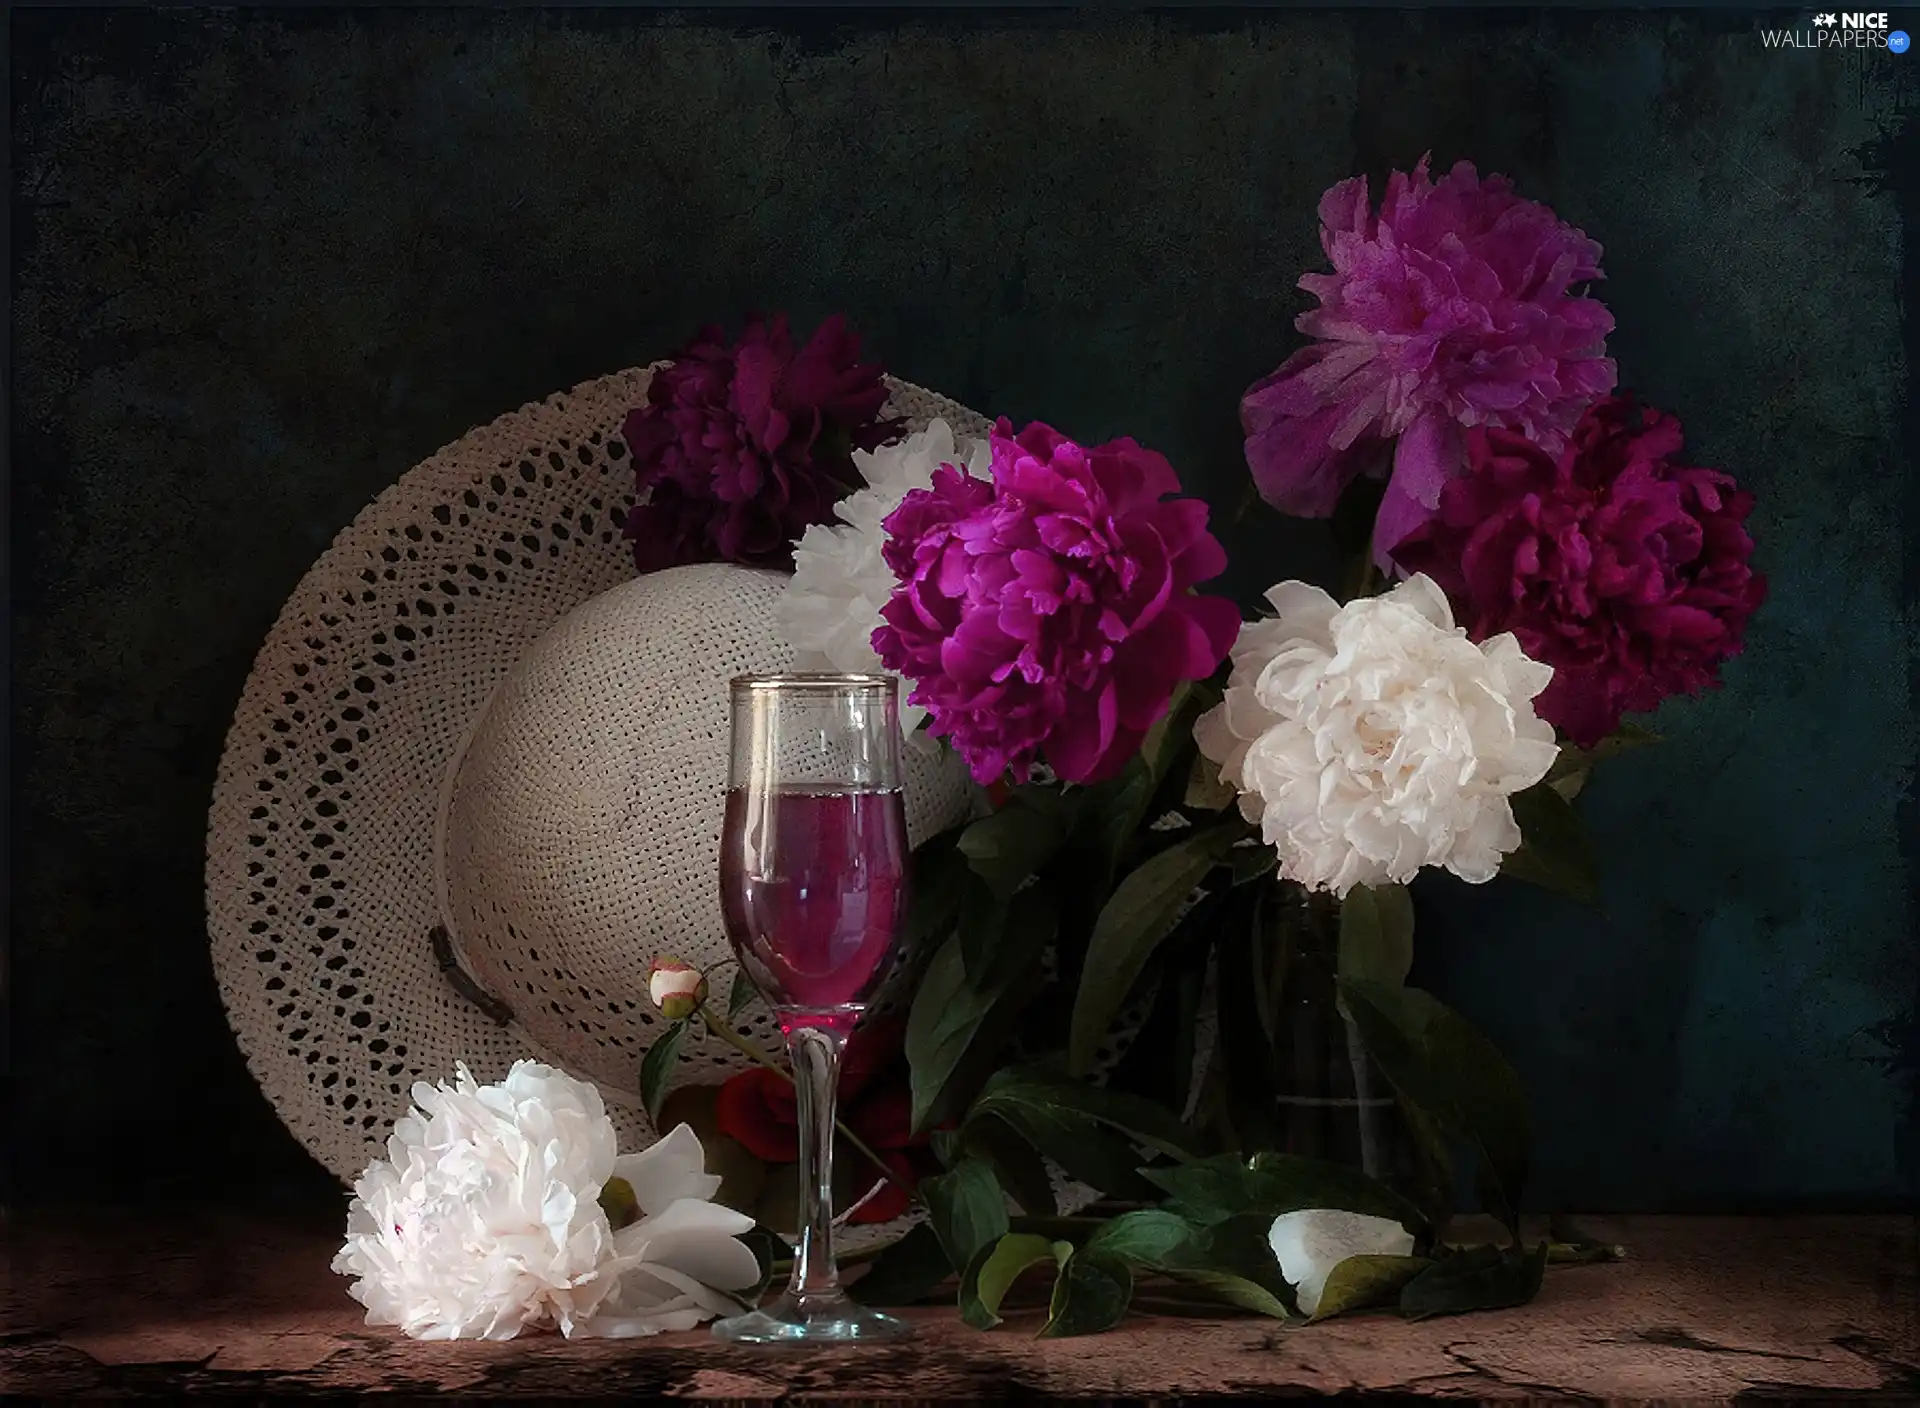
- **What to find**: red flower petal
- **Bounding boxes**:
[714,1068,799,1163]
[845,1080,917,1152]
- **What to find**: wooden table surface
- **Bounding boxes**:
[2,1209,1915,1401]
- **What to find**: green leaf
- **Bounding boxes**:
[959,801,1067,900]
[958,1112,1059,1218]
[1069,821,1245,1075]
[1398,1097,1458,1233]
[960,1233,1061,1329]
[1168,1268,1293,1319]
[737,1225,785,1305]
[1310,1253,1433,1321]
[726,968,758,1020]
[1338,980,1530,1243]
[906,922,1033,1133]
[1142,681,1201,783]
[973,1067,1196,1162]
[1103,903,1214,1113]
[1546,722,1661,783]
[963,879,1058,995]
[1211,893,1281,1152]
[639,1019,688,1124]
[966,1075,1161,1200]
[1006,781,1081,825]
[902,830,972,955]
[1227,843,1278,886]
[930,1128,965,1168]
[1089,756,1156,876]
[920,1157,1011,1276]
[1185,751,1239,812]
[1042,1247,1134,1338]
[1338,884,1415,988]
[1141,1151,1426,1234]
[598,1174,640,1231]
[1499,783,1601,906]
[1158,1212,1295,1318]
[1085,1209,1198,1267]
[1399,1241,1549,1320]
[850,1223,954,1307]
[1547,723,1660,800]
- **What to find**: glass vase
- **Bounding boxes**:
[1262,885,1439,1212]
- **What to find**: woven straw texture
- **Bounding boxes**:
[441,565,971,1102]
[206,370,983,1191]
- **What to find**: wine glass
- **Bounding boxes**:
[712,673,914,1346]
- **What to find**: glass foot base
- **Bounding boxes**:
[712,1290,912,1346]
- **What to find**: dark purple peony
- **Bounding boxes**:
[874,419,1243,786]
[621,314,900,571]
[1390,396,1766,748]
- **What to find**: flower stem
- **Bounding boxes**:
[1347,548,1381,602]
[696,1004,914,1200]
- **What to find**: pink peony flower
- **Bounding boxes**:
[874,420,1242,786]
[1242,157,1617,569]
[1390,396,1766,748]
[621,314,900,571]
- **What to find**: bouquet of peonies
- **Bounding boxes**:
[613,156,1762,1334]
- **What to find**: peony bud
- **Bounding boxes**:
[647,958,708,1021]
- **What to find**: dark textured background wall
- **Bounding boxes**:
[10,7,1917,1209]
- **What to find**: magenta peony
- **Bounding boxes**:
[874,420,1242,786]
[621,314,900,571]
[1242,157,1617,568]
[1391,396,1766,748]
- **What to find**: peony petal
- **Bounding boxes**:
[1268,1209,1416,1317]
[617,1212,762,1292]
[610,1125,723,1217]
[1045,680,1121,784]
[1262,581,1341,642]
[1373,409,1465,572]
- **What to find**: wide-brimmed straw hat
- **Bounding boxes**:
[206,367,980,1189]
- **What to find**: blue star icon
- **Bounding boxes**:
[1891,28,1912,51]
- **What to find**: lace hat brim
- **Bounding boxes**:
[205,368,989,1210]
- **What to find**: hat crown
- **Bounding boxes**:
[440,564,970,1114]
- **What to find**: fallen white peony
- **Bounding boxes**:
[333,1061,760,1340]
[1195,575,1559,896]
[1268,1208,1418,1317]
[775,417,991,736]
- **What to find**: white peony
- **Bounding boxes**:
[1195,575,1559,897]
[1268,1209,1417,1317]
[775,418,992,735]
[333,1061,759,1341]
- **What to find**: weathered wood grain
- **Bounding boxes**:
[2,1212,1915,1400]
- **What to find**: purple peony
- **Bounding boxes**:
[1391,397,1766,748]
[621,314,900,571]
[1242,156,1617,569]
[874,420,1243,786]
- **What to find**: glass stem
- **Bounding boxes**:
[700,1004,911,1200]
[784,1023,848,1300]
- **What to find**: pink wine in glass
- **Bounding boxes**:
[719,786,910,1015]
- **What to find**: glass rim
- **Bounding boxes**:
[729,672,899,694]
